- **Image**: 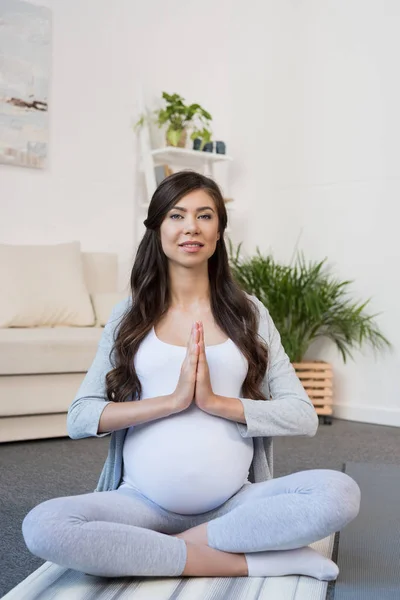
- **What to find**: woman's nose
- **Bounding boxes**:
[184,220,200,233]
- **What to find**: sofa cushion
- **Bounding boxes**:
[0,413,69,442]
[0,241,96,327]
[91,292,129,326]
[82,252,119,294]
[0,373,86,418]
[0,327,103,375]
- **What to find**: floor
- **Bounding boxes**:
[1,417,399,597]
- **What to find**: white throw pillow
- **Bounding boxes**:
[0,241,96,327]
[91,292,128,327]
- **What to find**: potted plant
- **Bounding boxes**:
[227,241,392,423]
[136,92,213,149]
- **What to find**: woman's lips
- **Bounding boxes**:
[179,244,204,253]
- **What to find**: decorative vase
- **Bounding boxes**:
[292,360,333,424]
[166,128,187,148]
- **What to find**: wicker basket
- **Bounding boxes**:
[292,360,333,421]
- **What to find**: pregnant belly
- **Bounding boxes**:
[122,404,254,514]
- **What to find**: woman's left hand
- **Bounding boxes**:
[194,321,218,412]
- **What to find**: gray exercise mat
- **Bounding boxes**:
[333,461,400,600]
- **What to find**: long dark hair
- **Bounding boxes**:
[106,170,269,403]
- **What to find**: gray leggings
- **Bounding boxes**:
[22,468,360,578]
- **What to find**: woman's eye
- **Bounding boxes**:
[170,214,211,220]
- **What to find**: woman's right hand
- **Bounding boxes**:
[170,322,199,414]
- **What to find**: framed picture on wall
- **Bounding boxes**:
[0,0,51,169]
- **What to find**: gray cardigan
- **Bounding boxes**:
[67,293,319,492]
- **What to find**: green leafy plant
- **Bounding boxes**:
[135,92,212,149]
[227,240,392,363]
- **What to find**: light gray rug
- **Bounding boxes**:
[5,422,399,599]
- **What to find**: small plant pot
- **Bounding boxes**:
[203,142,214,153]
[193,138,202,150]
[216,141,226,154]
[166,129,187,148]
[292,360,333,422]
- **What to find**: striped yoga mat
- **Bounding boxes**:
[3,535,335,600]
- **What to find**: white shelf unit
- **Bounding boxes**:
[152,147,232,170]
[139,144,233,203]
[136,87,234,234]
[140,147,232,200]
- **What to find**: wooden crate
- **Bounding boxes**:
[292,360,333,420]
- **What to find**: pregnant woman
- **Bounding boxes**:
[22,171,361,581]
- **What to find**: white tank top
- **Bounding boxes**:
[120,326,254,514]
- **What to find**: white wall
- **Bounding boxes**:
[1,0,399,426]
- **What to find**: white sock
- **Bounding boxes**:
[245,545,339,581]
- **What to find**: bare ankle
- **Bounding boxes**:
[172,523,209,546]
[181,541,248,577]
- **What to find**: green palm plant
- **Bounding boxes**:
[227,240,392,363]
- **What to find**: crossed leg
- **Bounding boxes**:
[22,487,191,577]
[22,469,360,580]
[175,468,361,579]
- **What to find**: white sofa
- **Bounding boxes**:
[0,247,124,443]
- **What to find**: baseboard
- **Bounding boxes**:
[333,403,400,428]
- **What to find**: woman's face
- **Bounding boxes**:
[160,189,220,265]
